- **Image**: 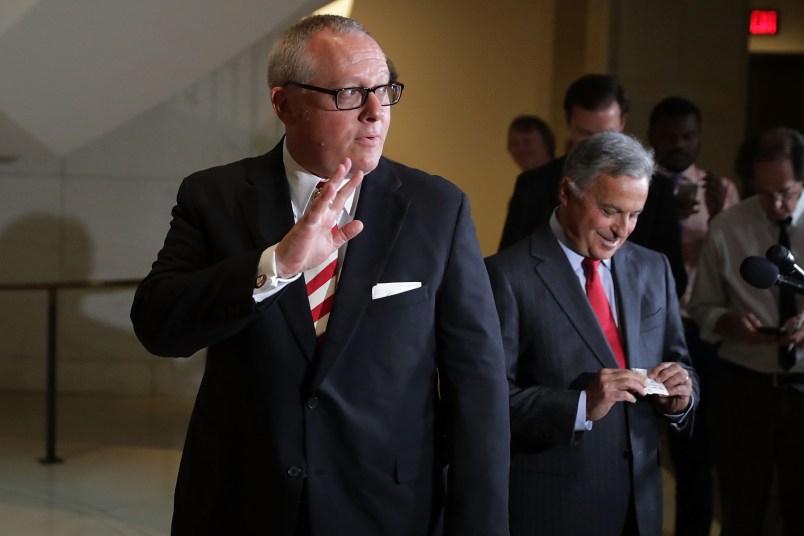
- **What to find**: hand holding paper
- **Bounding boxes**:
[631,368,669,396]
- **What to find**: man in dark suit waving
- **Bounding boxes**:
[486,131,698,536]
[130,14,509,536]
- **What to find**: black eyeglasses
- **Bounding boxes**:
[756,187,803,204]
[285,82,404,110]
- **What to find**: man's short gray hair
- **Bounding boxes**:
[563,131,655,191]
[267,15,372,88]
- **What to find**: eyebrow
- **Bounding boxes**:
[596,200,642,215]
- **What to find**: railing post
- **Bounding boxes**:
[0,278,139,463]
[39,286,62,465]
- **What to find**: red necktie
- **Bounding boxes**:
[582,258,627,368]
[304,181,338,340]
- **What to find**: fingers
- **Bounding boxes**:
[785,315,804,337]
[335,219,364,244]
[317,158,363,206]
[703,173,724,197]
[305,161,364,244]
[743,312,764,330]
[674,371,692,391]
[650,362,693,397]
[650,362,683,383]
[596,368,647,397]
[275,158,363,276]
[330,162,364,208]
[740,313,780,344]
[586,374,639,421]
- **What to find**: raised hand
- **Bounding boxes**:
[703,171,727,219]
[275,158,364,277]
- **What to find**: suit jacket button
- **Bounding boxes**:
[287,466,302,477]
[306,397,318,409]
[623,449,633,461]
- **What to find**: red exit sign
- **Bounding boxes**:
[750,10,779,36]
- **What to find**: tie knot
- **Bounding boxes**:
[778,217,793,247]
[312,179,328,197]
[582,258,600,277]
[582,257,600,270]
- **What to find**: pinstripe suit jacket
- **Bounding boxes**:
[485,225,698,536]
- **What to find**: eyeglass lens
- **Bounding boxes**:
[337,84,402,110]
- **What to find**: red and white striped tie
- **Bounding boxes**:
[304,181,338,339]
[305,249,337,339]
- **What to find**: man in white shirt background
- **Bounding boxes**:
[689,126,804,536]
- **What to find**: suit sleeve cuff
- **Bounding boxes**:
[253,244,301,303]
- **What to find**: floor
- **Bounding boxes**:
[0,392,717,536]
[0,393,191,536]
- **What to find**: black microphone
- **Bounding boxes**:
[765,244,804,281]
[740,255,804,295]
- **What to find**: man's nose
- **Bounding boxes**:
[612,214,634,237]
[670,135,685,148]
[360,92,385,121]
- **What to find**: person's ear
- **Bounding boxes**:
[558,176,572,206]
[271,86,295,125]
[618,112,629,133]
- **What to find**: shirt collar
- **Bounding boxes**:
[792,188,804,225]
[282,140,356,219]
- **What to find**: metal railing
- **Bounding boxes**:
[0,278,140,463]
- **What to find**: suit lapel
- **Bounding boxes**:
[309,159,409,389]
[239,145,293,245]
[239,143,317,362]
[531,228,621,368]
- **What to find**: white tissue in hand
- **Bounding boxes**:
[631,368,670,396]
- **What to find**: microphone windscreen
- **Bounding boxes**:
[740,256,780,289]
[766,243,796,273]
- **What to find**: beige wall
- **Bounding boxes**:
[549,0,613,151]
[353,0,751,255]
[612,0,749,185]
[352,0,555,255]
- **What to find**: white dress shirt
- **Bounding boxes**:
[690,194,804,373]
[252,141,359,302]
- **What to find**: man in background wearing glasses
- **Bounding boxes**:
[131,14,509,536]
[689,127,804,535]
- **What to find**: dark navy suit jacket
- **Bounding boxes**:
[131,142,510,536]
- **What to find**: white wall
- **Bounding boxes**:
[0,32,286,395]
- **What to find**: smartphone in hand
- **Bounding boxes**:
[757,326,784,335]
[677,181,699,200]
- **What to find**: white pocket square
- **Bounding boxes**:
[371,282,422,300]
